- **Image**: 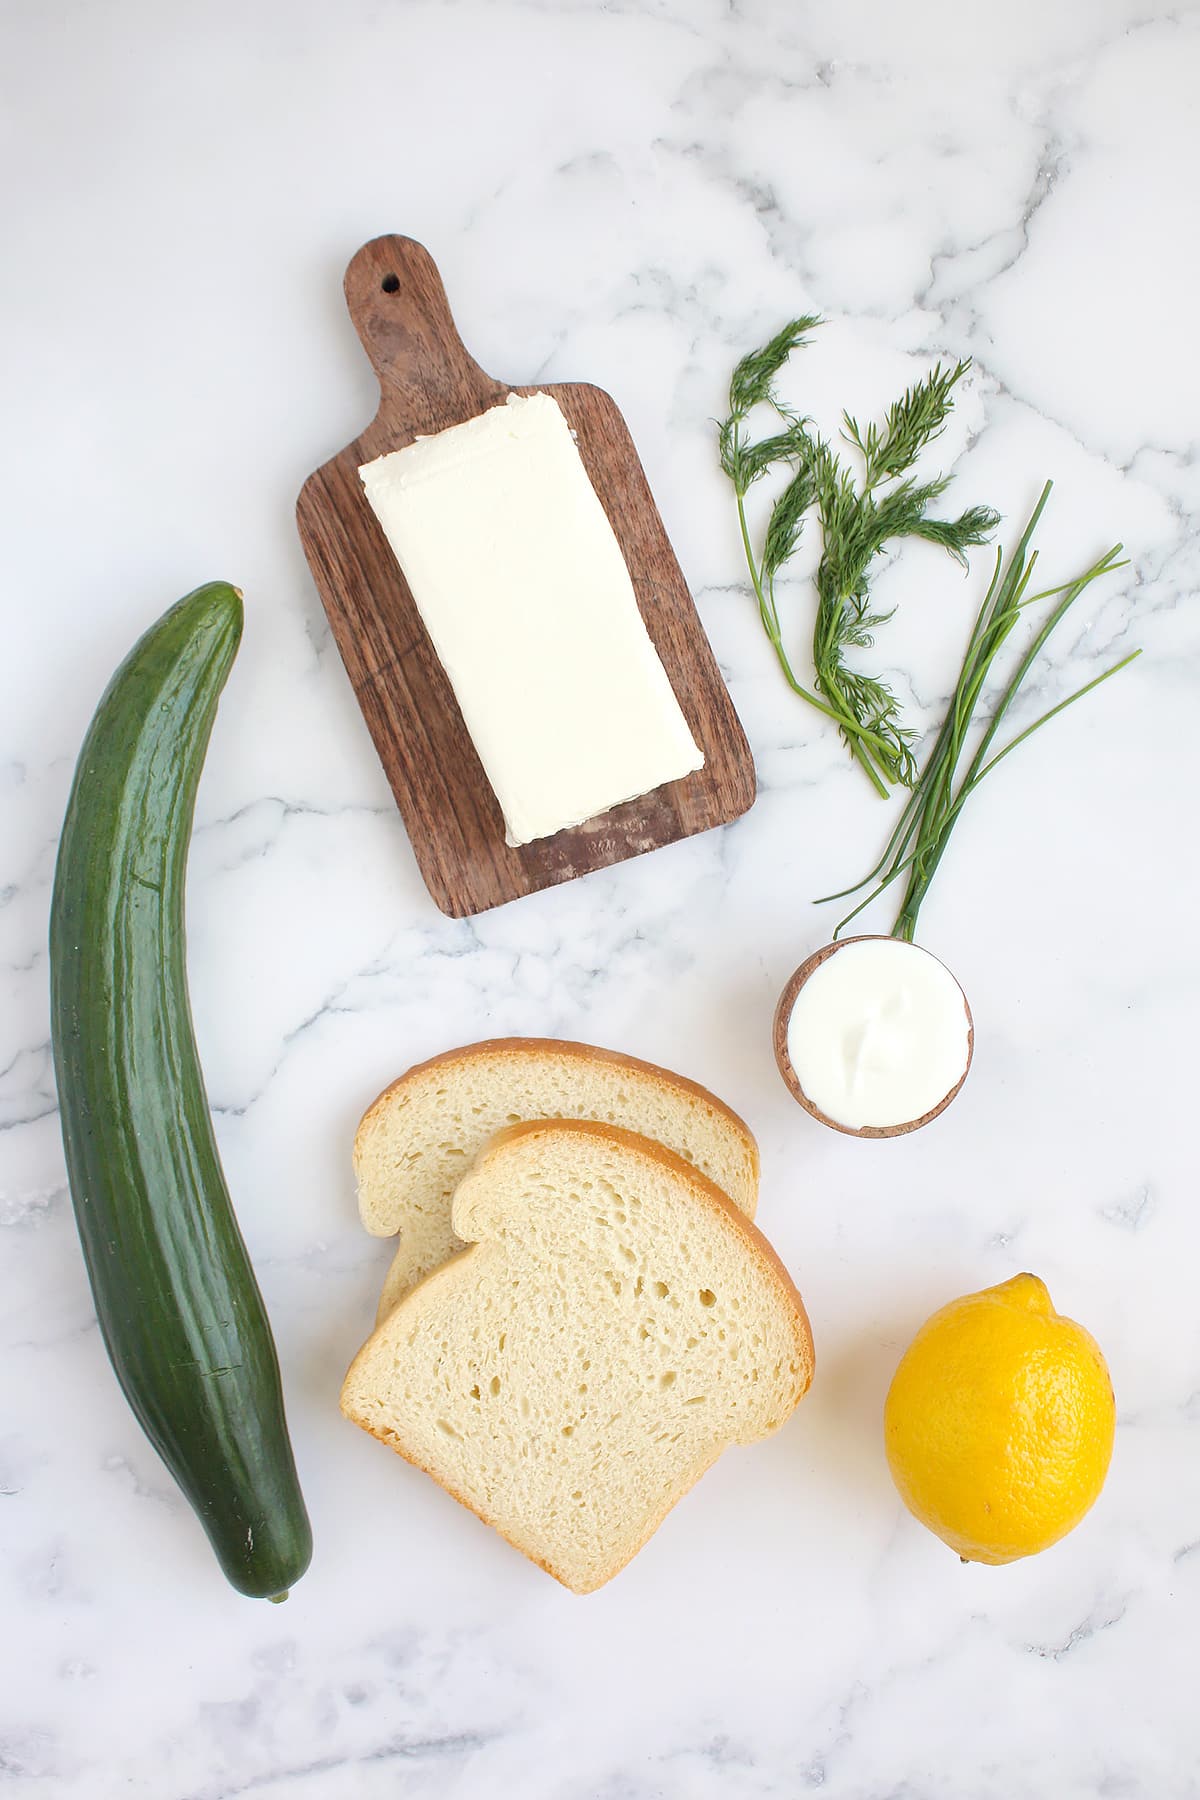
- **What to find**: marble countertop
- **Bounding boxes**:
[3,2,1197,1795]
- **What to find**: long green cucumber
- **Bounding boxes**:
[49,583,312,1600]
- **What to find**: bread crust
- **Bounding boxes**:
[355,1036,761,1193]
[465,1118,812,1388]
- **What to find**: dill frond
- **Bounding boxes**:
[718,321,998,793]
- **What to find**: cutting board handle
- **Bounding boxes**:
[299,235,757,916]
[344,235,502,422]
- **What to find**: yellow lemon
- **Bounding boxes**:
[883,1273,1115,1563]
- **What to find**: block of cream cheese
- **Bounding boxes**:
[358,392,704,846]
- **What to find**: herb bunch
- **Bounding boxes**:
[719,319,999,796]
[822,481,1138,942]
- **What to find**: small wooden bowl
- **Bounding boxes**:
[772,934,974,1139]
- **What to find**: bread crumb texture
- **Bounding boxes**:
[342,1121,811,1593]
[355,1040,759,1320]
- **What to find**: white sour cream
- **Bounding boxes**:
[784,938,971,1131]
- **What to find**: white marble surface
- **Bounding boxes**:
[3,2,1198,1794]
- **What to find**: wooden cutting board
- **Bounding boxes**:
[296,235,756,918]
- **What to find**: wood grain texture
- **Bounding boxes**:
[296,235,756,918]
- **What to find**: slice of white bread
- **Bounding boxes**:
[356,1039,760,1321]
[341,1120,813,1594]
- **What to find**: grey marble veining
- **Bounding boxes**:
[2,1,1198,1795]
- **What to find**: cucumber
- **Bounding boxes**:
[49,583,312,1600]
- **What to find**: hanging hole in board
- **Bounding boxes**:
[381,273,400,294]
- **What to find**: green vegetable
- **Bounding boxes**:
[49,583,312,1601]
[719,319,999,795]
[821,482,1139,941]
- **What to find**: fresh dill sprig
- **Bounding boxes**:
[818,481,1139,942]
[719,320,1000,795]
[726,316,822,422]
[842,360,967,488]
[720,319,896,759]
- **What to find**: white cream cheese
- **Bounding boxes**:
[359,392,704,847]
[785,938,971,1131]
